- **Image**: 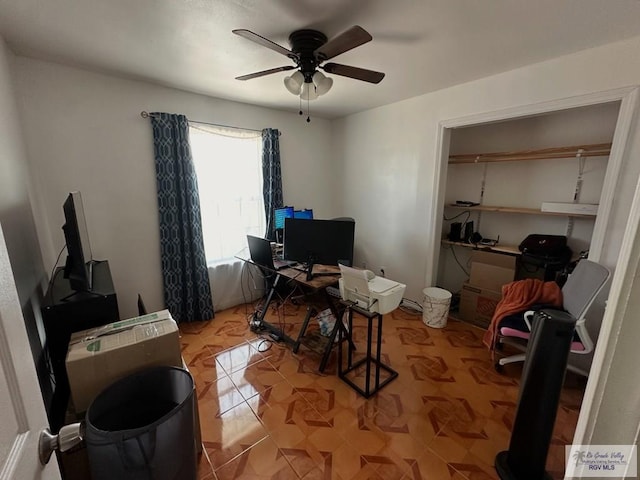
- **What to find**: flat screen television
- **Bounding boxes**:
[283,218,355,267]
[62,191,94,293]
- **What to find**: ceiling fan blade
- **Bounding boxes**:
[314,25,372,61]
[322,63,385,84]
[233,29,295,58]
[236,66,296,81]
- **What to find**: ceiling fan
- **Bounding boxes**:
[232,25,385,102]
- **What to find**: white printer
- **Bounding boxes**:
[338,264,406,315]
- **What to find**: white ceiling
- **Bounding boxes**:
[2,0,640,119]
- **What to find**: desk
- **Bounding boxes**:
[242,258,350,372]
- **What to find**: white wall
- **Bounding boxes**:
[12,58,335,319]
[334,35,640,446]
[0,37,51,402]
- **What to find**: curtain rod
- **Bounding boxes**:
[140,111,279,135]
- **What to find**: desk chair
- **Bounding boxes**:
[495,259,610,377]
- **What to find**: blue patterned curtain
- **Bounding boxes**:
[262,128,283,241]
[149,112,214,323]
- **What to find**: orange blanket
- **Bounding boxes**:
[482,278,563,350]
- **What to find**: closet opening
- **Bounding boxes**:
[427,86,639,450]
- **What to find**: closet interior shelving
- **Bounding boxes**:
[442,141,611,253]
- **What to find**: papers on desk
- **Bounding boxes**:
[338,265,406,314]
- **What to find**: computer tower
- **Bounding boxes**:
[495,309,576,480]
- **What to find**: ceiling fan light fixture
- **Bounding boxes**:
[300,81,319,101]
[312,71,333,96]
[284,71,304,95]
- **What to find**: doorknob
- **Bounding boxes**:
[38,422,84,465]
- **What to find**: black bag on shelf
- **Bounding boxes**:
[519,234,572,276]
[518,234,568,257]
[521,247,572,269]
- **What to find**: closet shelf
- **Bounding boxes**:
[446,204,597,218]
[448,142,611,164]
[441,240,521,255]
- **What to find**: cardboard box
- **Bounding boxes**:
[469,251,516,292]
[66,310,182,413]
[459,283,502,329]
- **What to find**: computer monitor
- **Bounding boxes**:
[293,209,313,220]
[283,218,355,266]
[62,191,94,293]
[274,206,294,243]
[274,206,294,230]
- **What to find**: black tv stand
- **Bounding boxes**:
[42,260,119,432]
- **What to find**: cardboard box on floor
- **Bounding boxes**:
[459,251,516,328]
[458,283,502,328]
[66,309,183,413]
[468,250,516,292]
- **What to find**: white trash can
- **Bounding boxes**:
[422,287,452,328]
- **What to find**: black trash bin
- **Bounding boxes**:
[85,366,196,480]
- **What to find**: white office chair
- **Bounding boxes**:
[495,259,610,377]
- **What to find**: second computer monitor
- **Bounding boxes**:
[274,206,294,230]
[293,209,313,220]
[283,218,354,266]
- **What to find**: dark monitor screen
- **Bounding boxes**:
[283,218,355,266]
[293,209,313,220]
[62,191,93,292]
[274,206,294,230]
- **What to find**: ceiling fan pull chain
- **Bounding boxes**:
[306,96,311,123]
[299,96,303,116]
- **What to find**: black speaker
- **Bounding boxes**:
[495,309,576,480]
[449,222,462,242]
[463,221,474,243]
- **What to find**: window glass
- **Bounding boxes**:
[189,125,264,263]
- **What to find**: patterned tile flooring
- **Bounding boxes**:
[180,300,586,480]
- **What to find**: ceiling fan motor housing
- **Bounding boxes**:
[288,29,327,81]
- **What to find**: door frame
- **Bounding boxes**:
[426,85,640,447]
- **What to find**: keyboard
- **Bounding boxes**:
[273,259,298,270]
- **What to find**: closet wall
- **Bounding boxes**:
[437,101,620,297]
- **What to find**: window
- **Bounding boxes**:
[189,124,264,263]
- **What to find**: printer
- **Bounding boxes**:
[338,264,406,315]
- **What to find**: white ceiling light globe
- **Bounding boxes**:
[312,71,333,96]
[300,82,319,101]
[284,71,304,95]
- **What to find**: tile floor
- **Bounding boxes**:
[180,300,585,480]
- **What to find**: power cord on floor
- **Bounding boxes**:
[399,297,423,315]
